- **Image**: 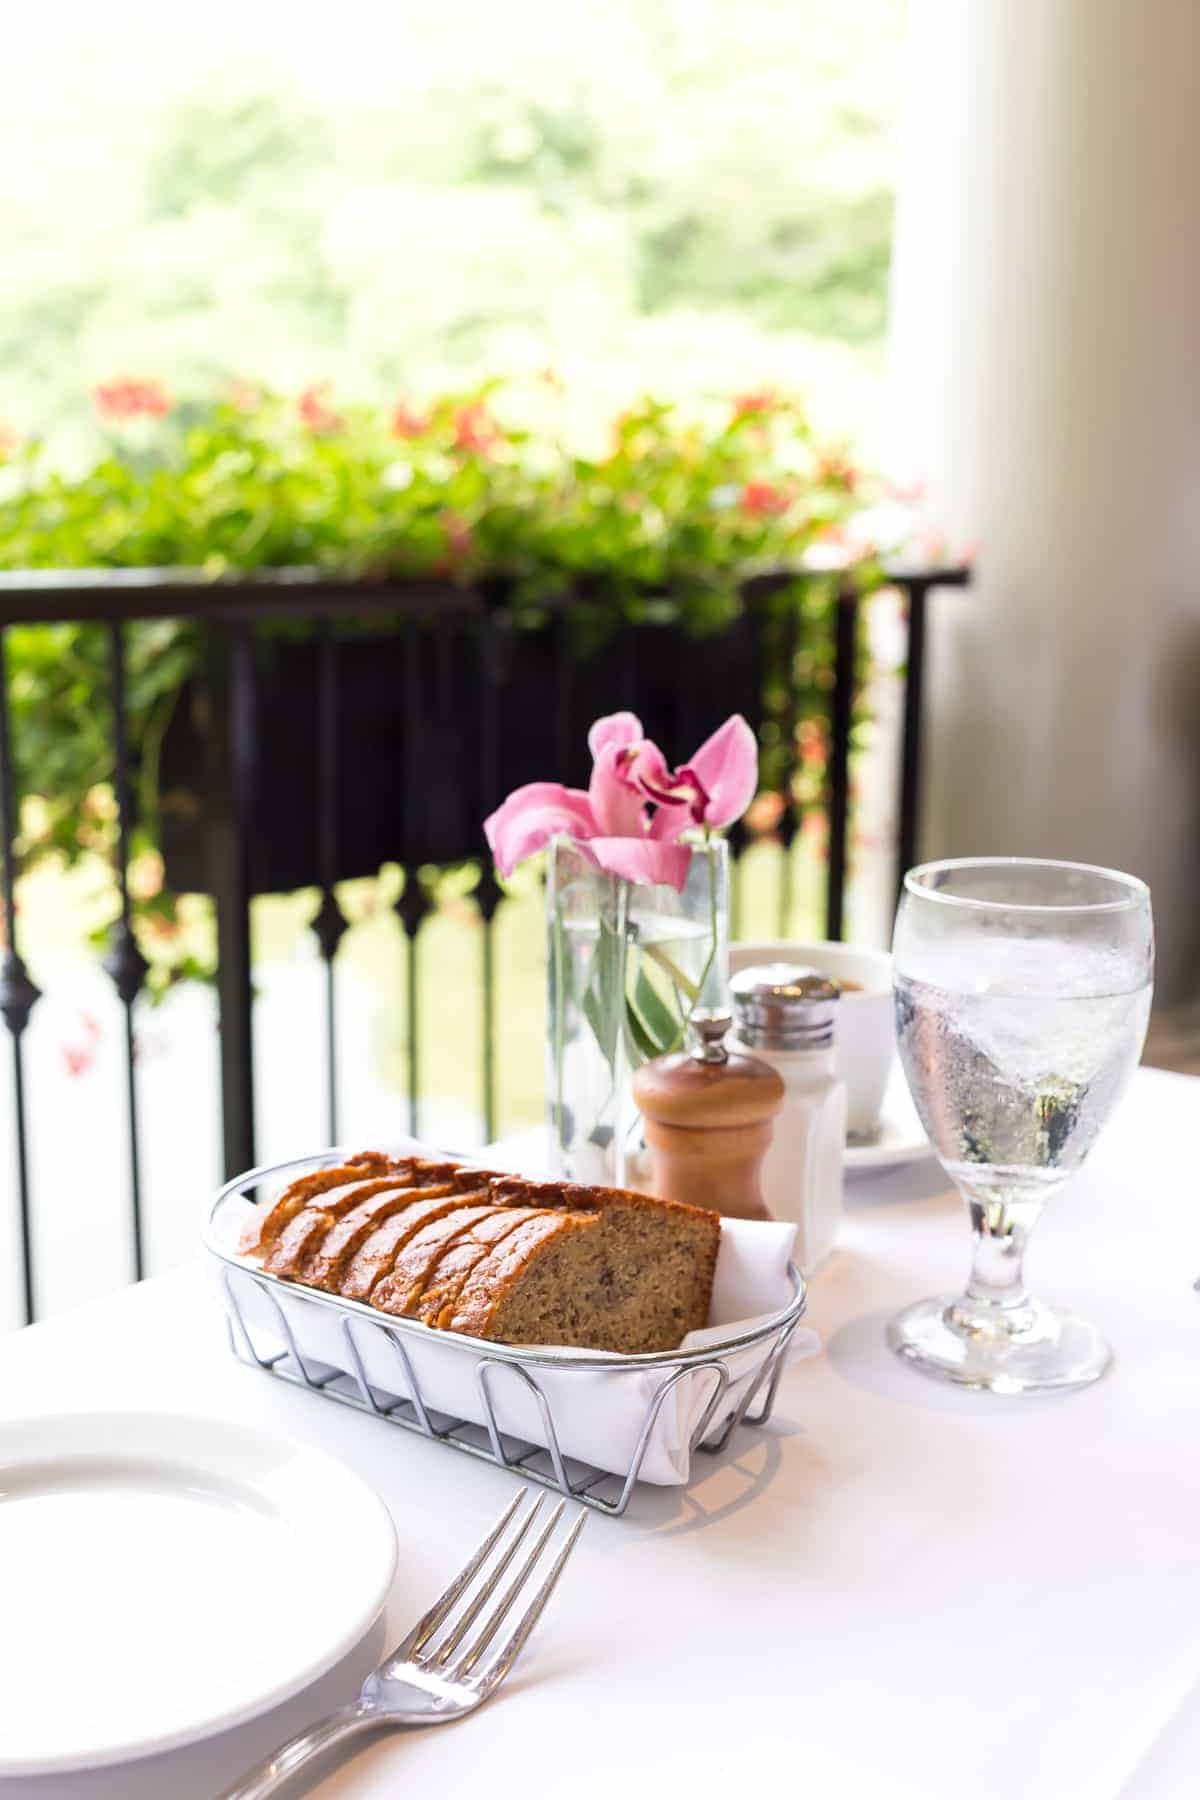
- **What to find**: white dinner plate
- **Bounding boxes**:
[0,1410,397,1775]
[844,1070,933,1175]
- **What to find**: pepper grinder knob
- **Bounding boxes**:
[689,1009,733,1064]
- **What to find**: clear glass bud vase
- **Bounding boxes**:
[546,834,729,1186]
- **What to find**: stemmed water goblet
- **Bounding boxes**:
[889,857,1153,1393]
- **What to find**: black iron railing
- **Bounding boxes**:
[0,564,968,1322]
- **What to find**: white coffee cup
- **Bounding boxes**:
[729,939,895,1140]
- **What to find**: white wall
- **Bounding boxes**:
[888,0,1200,1001]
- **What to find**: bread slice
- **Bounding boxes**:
[241,1155,463,1255]
[339,1193,495,1303]
[447,1212,597,1338]
[413,1207,541,1327]
[260,1174,425,1277]
[240,1153,400,1254]
[369,1204,499,1317]
[263,1206,339,1279]
[448,1183,720,1352]
[299,1183,457,1292]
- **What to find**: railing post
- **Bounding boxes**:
[395,616,431,1139]
[776,588,804,938]
[0,627,40,1323]
[825,586,858,941]
[312,623,347,1145]
[896,578,930,903]
[103,621,150,1281]
[476,609,511,1145]
[206,623,257,1179]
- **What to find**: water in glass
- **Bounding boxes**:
[896,939,1151,1206]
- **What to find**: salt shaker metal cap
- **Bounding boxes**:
[730,962,841,1051]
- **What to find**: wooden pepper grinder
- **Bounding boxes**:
[633,1010,786,1220]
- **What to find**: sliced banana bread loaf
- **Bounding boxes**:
[448,1182,719,1352]
[241,1156,721,1352]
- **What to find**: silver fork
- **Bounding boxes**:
[221,1488,585,1799]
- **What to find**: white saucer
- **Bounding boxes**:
[0,1410,397,1775]
[845,1074,933,1175]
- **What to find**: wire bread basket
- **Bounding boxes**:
[205,1151,808,1517]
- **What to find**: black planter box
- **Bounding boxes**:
[159,603,765,897]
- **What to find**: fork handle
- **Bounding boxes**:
[219,1701,381,1799]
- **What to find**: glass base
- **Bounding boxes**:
[887,1294,1112,1394]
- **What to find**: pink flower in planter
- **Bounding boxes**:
[228,379,263,413]
[484,710,758,892]
[816,450,860,493]
[297,384,344,436]
[732,389,780,419]
[438,509,473,567]
[93,378,172,423]
[391,402,430,440]
[453,400,500,455]
[740,479,790,518]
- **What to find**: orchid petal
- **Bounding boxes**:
[586,837,692,892]
[588,742,649,837]
[624,740,709,826]
[623,740,671,792]
[683,714,758,829]
[647,800,693,843]
[587,712,643,761]
[484,783,596,877]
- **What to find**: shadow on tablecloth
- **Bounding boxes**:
[825,1308,1089,1415]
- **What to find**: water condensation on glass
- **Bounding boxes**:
[894,937,1152,1198]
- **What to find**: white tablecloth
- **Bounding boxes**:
[3,1066,1199,1800]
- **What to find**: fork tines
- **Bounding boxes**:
[397,1488,586,1695]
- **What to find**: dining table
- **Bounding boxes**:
[3,1062,1198,1800]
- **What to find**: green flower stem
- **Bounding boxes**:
[684,833,721,1023]
[551,860,567,1136]
[629,836,724,1020]
[642,939,700,1004]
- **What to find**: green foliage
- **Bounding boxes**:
[0,380,871,592]
[0,378,882,989]
[143,96,330,218]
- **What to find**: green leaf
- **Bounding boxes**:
[581,913,625,1074]
[628,959,685,1060]
[622,996,659,1067]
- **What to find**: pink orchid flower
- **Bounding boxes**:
[627,714,759,831]
[483,710,758,892]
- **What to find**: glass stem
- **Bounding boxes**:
[962,1193,1043,1316]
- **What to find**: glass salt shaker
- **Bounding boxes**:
[729,964,845,1271]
